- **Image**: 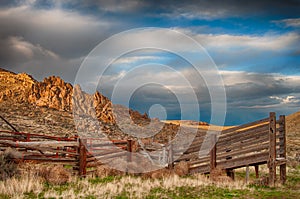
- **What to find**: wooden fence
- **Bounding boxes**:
[0,130,133,177]
[173,112,287,185]
[0,112,287,185]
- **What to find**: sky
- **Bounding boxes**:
[0,0,300,125]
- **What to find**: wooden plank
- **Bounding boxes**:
[217,151,269,169]
[268,112,276,186]
[210,133,217,174]
[217,134,269,153]
[217,124,269,146]
[0,140,78,148]
[184,156,210,165]
[88,148,124,157]
[22,156,77,163]
[189,164,210,174]
[221,118,269,135]
[279,115,287,184]
[0,131,77,141]
[217,144,269,161]
[87,142,127,148]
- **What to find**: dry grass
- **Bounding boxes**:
[286,111,300,159]
[0,161,248,198]
[0,174,43,198]
[95,164,124,178]
[42,173,247,199]
[19,163,71,185]
[141,168,174,179]
[0,148,21,181]
[174,161,189,176]
[46,165,71,185]
[210,168,233,183]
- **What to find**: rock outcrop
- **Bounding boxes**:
[0,68,147,125]
[28,76,73,111]
[0,69,36,102]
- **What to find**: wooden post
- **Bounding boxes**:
[279,115,287,184]
[226,169,235,180]
[245,165,249,184]
[255,165,259,179]
[78,138,87,177]
[168,142,174,169]
[127,139,133,162]
[268,112,276,186]
[210,133,217,175]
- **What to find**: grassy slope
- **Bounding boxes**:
[0,165,299,199]
[286,111,300,158]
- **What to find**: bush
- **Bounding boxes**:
[0,148,20,181]
[37,165,71,185]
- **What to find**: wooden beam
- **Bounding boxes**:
[168,142,174,169]
[210,133,217,174]
[127,140,133,162]
[0,140,78,148]
[245,165,250,184]
[255,165,259,178]
[78,139,87,177]
[268,112,276,186]
[279,115,287,184]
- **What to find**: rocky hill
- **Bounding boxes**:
[0,68,145,125]
[0,68,178,141]
[0,68,36,102]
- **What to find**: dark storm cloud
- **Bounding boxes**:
[0,2,117,82]
[68,0,300,19]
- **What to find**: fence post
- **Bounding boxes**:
[268,112,276,186]
[210,133,217,175]
[126,139,133,174]
[245,165,250,184]
[127,139,133,162]
[279,115,287,184]
[78,138,87,177]
[255,165,259,179]
[168,142,174,169]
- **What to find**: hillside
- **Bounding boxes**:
[0,68,180,142]
[286,112,300,159]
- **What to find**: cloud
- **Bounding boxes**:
[0,36,59,65]
[156,0,300,20]
[273,18,300,28]
[176,28,300,52]
[270,95,300,104]
[113,55,166,65]
[173,28,300,73]
[20,0,300,20]
[0,2,117,82]
[0,5,114,58]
